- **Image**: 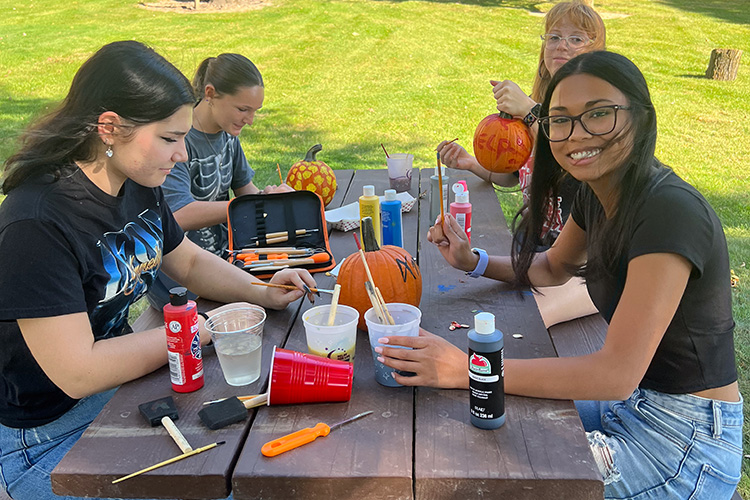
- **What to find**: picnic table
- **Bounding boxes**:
[51,168,604,500]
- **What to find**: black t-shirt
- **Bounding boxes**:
[0,169,184,428]
[571,167,736,394]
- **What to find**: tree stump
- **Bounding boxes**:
[706,49,742,81]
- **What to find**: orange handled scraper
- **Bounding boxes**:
[261,411,372,457]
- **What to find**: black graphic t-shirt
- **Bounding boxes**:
[0,169,183,427]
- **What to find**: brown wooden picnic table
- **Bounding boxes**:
[51,168,603,499]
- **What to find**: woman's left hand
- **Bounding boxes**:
[374,328,469,389]
[264,268,317,308]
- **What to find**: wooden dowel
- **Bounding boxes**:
[160,416,192,454]
[327,284,342,326]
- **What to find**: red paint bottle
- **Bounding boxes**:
[163,287,204,393]
[450,183,472,243]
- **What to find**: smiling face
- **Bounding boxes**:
[208,85,264,136]
[108,104,192,190]
[543,18,595,76]
[548,73,633,190]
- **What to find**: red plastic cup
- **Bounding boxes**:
[268,346,354,405]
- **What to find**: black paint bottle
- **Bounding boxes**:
[468,312,505,429]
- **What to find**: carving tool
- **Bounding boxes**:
[261,411,373,457]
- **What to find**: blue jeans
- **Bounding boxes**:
[0,390,221,500]
[576,388,743,500]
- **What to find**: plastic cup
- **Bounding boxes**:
[364,303,422,387]
[205,306,266,387]
[268,346,354,405]
[386,154,414,192]
[302,304,359,362]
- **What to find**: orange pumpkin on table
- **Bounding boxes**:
[337,218,422,331]
[286,144,337,207]
[473,111,533,174]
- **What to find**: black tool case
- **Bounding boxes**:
[226,191,335,278]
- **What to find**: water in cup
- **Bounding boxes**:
[214,333,262,386]
[303,304,358,362]
[205,306,266,387]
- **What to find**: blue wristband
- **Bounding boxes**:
[467,248,488,278]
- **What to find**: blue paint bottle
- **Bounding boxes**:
[381,189,403,247]
[468,312,505,429]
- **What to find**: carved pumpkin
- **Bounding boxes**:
[337,219,422,331]
[286,144,337,207]
[473,112,533,174]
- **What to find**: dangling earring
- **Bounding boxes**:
[105,144,113,158]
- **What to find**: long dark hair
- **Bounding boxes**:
[192,53,263,99]
[513,51,658,286]
[2,40,195,193]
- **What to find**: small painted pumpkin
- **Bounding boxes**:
[286,144,337,207]
[336,219,422,331]
[473,112,533,174]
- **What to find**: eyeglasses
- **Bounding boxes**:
[538,105,630,142]
[541,33,593,50]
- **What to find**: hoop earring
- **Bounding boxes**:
[105,145,113,158]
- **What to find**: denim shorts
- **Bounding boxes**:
[576,388,743,500]
[0,388,232,500]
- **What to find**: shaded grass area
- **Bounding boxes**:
[1,0,749,494]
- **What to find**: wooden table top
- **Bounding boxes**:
[51,168,603,500]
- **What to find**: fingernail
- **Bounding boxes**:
[377,356,385,363]
[378,337,388,344]
[374,346,382,354]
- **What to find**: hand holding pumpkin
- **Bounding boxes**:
[490,79,537,118]
[374,328,470,389]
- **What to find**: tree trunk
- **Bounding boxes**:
[706,49,742,81]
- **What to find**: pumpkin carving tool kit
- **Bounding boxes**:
[226,190,335,278]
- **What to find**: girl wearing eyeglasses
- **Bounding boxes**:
[437,1,606,328]
[385,50,742,499]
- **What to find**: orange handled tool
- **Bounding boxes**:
[261,411,372,457]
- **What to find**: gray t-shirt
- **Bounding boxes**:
[162,127,254,255]
[148,127,254,309]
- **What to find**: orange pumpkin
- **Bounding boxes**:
[337,246,422,331]
[473,112,533,174]
[286,144,337,207]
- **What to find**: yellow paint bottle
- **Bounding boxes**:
[359,185,381,247]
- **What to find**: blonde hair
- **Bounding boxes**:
[530,1,606,103]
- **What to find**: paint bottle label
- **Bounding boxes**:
[164,287,204,393]
[468,347,504,422]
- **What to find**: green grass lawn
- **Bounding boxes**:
[1,0,749,494]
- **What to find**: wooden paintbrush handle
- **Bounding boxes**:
[161,416,192,454]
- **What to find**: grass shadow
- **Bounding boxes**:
[658,0,750,26]
[0,89,59,164]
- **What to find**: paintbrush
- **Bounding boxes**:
[111,441,225,484]
[276,163,284,184]
[327,283,342,326]
[436,151,445,226]
[249,282,333,295]
[380,143,390,158]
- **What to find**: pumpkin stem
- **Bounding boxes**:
[361,217,380,252]
[304,144,323,162]
[498,111,513,120]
